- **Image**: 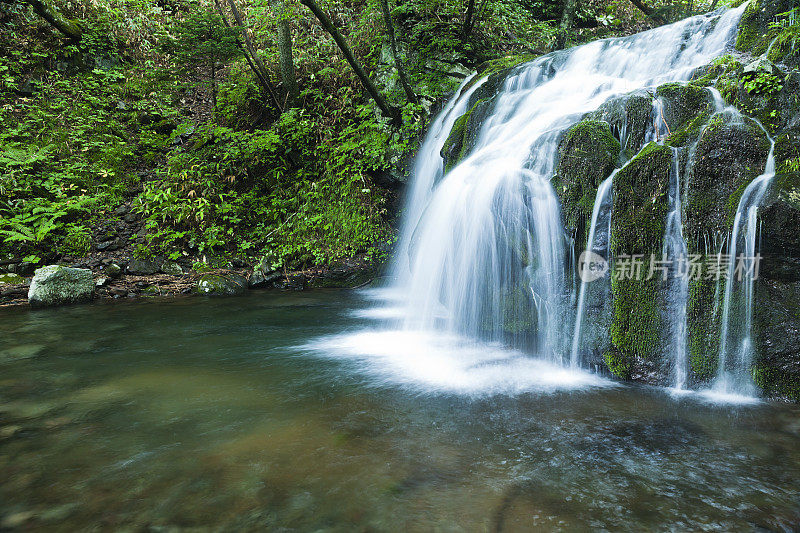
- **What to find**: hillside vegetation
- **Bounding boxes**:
[0,0,742,274]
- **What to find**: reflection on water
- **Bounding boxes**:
[1,291,799,531]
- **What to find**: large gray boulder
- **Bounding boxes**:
[195,272,248,295]
[28,265,94,307]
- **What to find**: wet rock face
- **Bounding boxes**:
[552,120,620,242]
[28,266,94,307]
[440,97,495,173]
[586,91,653,155]
[607,143,673,379]
[754,280,800,401]
[684,117,770,242]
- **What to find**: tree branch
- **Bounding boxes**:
[300,0,400,122]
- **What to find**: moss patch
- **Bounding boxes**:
[552,120,620,241]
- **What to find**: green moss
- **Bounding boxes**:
[610,142,672,254]
[606,143,672,376]
[604,350,632,380]
[440,98,494,173]
[753,364,800,402]
[691,55,743,87]
[609,261,661,374]
[477,54,539,78]
[666,111,710,148]
[735,0,765,55]
[552,120,620,239]
[656,83,711,136]
[684,115,770,241]
[687,275,719,382]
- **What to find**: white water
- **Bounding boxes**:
[398,7,745,357]
[714,135,775,397]
[664,147,691,390]
[326,6,751,395]
[570,171,615,367]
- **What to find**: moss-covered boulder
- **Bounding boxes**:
[753,279,800,401]
[552,120,620,242]
[28,265,94,307]
[586,90,653,156]
[684,115,771,242]
[607,143,672,380]
[656,83,713,137]
[682,115,770,383]
[195,272,249,295]
[735,0,797,58]
[440,97,495,173]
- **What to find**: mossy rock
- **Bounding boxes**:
[552,120,620,242]
[440,97,495,173]
[606,144,672,379]
[752,279,800,401]
[0,273,25,284]
[610,142,672,255]
[608,261,663,380]
[476,54,539,79]
[656,82,712,137]
[195,273,248,295]
[735,0,766,55]
[28,265,94,307]
[735,0,797,58]
[684,115,770,244]
[687,274,721,383]
[690,55,743,88]
[604,350,632,380]
[587,91,653,156]
[759,170,800,281]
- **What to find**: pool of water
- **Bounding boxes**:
[1,290,799,531]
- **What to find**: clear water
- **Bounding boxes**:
[2,293,800,531]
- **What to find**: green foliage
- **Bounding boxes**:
[768,7,800,58]
[743,71,783,97]
[166,7,243,96]
[60,224,92,257]
[136,104,395,269]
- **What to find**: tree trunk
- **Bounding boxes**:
[300,0,400,122]
[215,0,283,111]
[271,0,299,107]
[22,0,82,40]
[555,0,578,50]
[379,0,417,104]
[629,0,667,24]
[462,0,476,37]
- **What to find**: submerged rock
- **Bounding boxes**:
[28,265,93,307]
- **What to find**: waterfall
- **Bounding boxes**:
[664,147,690,390]
[570,171,615,367]
[394,6,746,365]
[392,75,485,286]
[713,135,775,397]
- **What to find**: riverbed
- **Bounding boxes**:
[1,290,798,530]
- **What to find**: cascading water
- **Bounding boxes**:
[663,147,690,390]
[394,6,746,366]
[391,75,485,286]
[713,134,776,398]
[570,171,615,367]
